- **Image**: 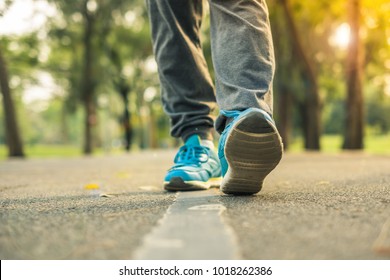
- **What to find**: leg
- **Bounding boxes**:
[209,0,283,195]
[209,0,275,133]
[146,0,221,191]
[146,0,216,141]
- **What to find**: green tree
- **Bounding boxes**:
[274,0,321,150]
[0,45,25,157]
[46,0,161,152]
[99,3,154,150]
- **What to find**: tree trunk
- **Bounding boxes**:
[149,103,158,149]
[119,84,133,151]
[81,2,96,155]
[279,0,321,150]
[83,94,96,154]
[269,2,293,150]
[0,46,25,157]
[304,83,321,150]
[278,88,293,150]
[343,0,364,149]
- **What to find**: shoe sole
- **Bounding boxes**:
[164,177,222,192]
[221,110,283,195]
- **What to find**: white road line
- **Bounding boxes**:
[133,189,241,260]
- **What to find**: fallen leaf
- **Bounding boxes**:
[84,183,100,190]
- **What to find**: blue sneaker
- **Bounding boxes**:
[218,108,283,195]
[164,135,222,191]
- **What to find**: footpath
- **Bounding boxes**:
[0,151,389,259]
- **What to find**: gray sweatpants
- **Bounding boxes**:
[146,0,275,141]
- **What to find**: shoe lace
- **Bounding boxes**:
[174,144,210,166]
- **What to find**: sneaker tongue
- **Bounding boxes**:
[185,134,201,146]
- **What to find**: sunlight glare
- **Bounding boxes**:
[0,0,57,35]
[330,23,351,49]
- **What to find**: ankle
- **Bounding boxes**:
[181,126,214,143]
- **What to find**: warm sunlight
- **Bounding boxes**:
[330,23,351,49]
[0,0,56,35]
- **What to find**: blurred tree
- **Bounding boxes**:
[270,0,390,151]
[47,0,155,153]
[80,0,97,154]
[363,0,390,134]
[277,0,321,150]
[343,0,364,149]
[46,0,100,154]
[0,46,25,157]
[99,2,154,151]
[2,0,388,156]
[0,30,47,150]
[0,0,13,16]
[269,2,295,149]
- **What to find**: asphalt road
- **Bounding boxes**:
[0,151,389,259]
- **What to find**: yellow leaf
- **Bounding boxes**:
[84,183,100,190]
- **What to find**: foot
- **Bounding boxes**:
[218,108,283,195]
[164,135,222,191]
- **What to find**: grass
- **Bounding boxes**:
[0,134,389,159]
[365,134,390,154]
[289,134,390,155]
[0,144,82,159]
[0,144,133,160]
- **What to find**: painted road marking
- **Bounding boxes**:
[133,189,240,259]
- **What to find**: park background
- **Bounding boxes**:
[0,0,389,159]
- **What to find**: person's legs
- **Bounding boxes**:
[146,0,216,141]
[209,0,275,132]
[209,0,283,195]
[146,0,221,191]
